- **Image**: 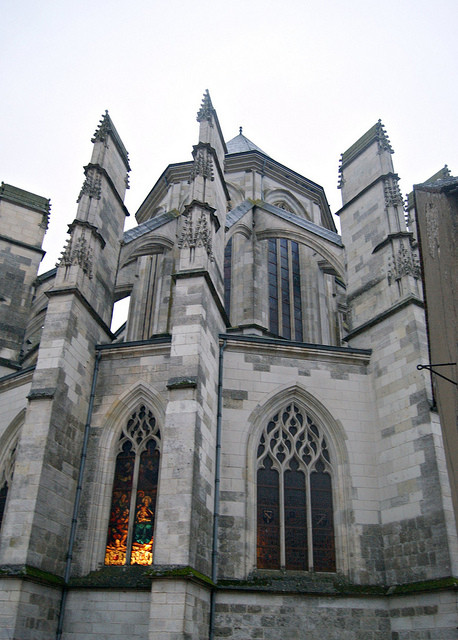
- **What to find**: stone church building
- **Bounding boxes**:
[0,92,456,639]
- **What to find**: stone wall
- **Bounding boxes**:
[62,589,150,639]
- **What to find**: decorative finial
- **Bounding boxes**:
[239,126,243,135]
[375,120,394,154]
[197,90,214,123]
[92,111,111,144]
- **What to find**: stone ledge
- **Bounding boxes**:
[68,564,214,590]
[69,565,151,589]
[0,564,64,588]
[167,376,197,390]
[217,573,458,597]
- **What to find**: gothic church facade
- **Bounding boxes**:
[0,93,456,639]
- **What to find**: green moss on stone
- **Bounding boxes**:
[69,565,151,589]
[388,576,457,595]
[0,564,64,586]
[145,565,214,586]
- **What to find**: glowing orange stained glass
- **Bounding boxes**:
[105,405,161,566]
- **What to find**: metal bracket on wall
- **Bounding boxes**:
[417,363,457,386]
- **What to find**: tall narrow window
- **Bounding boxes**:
[224,237,233,316]
[256,404,335,572]
[105,405,161,566]
[0,439,17,534]
[268,239,303,341]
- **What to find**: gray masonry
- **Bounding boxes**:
[0,97,456,639]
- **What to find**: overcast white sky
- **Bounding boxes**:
[1,0,457,274]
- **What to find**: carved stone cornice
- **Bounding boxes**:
[189,144,214,182]
[178,203,215,262]
[77,166,102,202]
[387,239,421,285]
[67,220,106,249]
[383,174,404,208]
[57,234,93,278]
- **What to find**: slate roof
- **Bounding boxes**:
[226,131,268,156]
[225,200,255,228]
[123,210,177,244]
[226,200,342,247]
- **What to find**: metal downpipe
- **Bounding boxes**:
[209,338,227,640]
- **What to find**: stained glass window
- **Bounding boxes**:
[267,239,303,341]
[256,404,335,572]
[105,405,161,566]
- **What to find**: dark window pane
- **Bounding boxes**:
[257,459,280,569]
[311,472,335,572]
[284,468,307,570]
[0,482,8,531]
[291,241,302,341]
[224,238,232,315]
[268,241,279,336]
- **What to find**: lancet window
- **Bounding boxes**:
[224,237,233,315]
[0,438,18,533]
[256,403,335,572]
[105,405,161,566]
[268,238,303,341]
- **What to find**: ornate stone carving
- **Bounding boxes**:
[387,240,421,284]
[189,147,214,182]
[196,90,214,126]
[375,119,394,154]
[426,202,440,258]
[39,211,50,230]
[91,110,111,146]
[57,234,93,278]
[273,201,293,213]
[383,174,404,208]
[77,167,102,202]
[178,208,214,261]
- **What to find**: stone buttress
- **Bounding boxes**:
[337,121,457,585]
[0,183,50,370]
[0,112,130,638]
[148,92,230,639]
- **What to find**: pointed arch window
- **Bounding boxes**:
[256,403,335,572]
[105,405,161,566]
[0,439,18,534]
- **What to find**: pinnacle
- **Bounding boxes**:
[196,90,214,123]
[91,110,131,170]
[91,110,112,144]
